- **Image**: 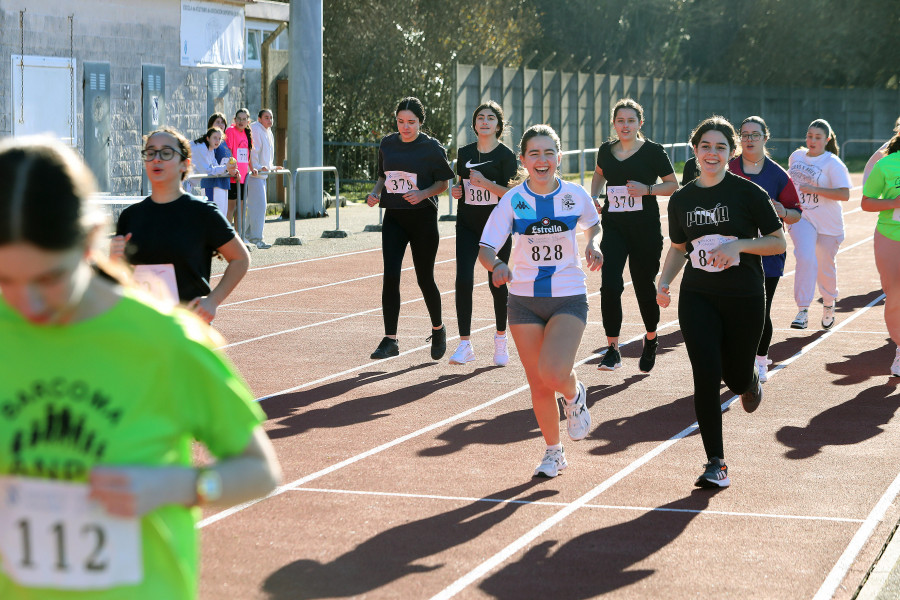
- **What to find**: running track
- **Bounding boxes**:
[200,174,900,599]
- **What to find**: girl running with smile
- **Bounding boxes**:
[657,116,785,488]
[590,98,678,373]
[479,125,602,478]
[449,101,518,366]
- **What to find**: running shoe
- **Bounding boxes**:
[563,381,591,441]
[891,347,900,377]
[493,334,509,367]
[756,356,772,383]
[822,305,835,329]
[533,446,568,478]
[256,240,272,249]
[695,457,730,488]
[790,308,809,329]
[428,325,447,360]
[598,345,622,371]
[370,337,399,359]
[448,341,476,365]
[740,365,763,413]
[638,335,659,373]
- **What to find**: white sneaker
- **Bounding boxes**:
[448,341,476,365]
[822,305,835,329]
[891,348,900,377]
[791,308,809,329]
[563,381,591,441]
[493,334,509,366]
[533,446,568,478]
[256,240,272,250]
[756,356,769,383]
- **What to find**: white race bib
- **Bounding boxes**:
[689,234,738,272]
[462,179,499,205]
[384,170,418,194]
[525,232,575,267]
[606,185,643,212]
[236,148,249,163]
[0,477,143,590]
[133,264,179,308]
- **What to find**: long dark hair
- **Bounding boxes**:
[471,101,504,139]
[235,108,253,150]
[690,116,738,153]
[808,119,839,155]
[0,137,99,250]
[610,98,645,141]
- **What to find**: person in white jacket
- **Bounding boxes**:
[248,109,276,249]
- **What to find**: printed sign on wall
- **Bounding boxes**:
[180,0,245,68]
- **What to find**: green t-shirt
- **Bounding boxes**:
[0,290,265,599]
[863,152,900,241]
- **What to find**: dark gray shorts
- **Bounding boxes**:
[507,293,589,326]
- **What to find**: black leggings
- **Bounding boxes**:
[679,289,764,460]
[455,222,510,336]
[757,277,780,356]
[599,218,663,337]
[381,208,442,336]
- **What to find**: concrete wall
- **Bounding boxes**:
[0,0,252,194]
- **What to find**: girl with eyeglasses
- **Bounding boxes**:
[786,119,852,331]
[111,127,250,323]
[0,137,281,599]
[728,116,802,382]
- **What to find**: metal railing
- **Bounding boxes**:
[291,166,340,236]
[188,168,293,242]
[841,139,887,161]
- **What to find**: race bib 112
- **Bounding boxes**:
[0,477,143,590]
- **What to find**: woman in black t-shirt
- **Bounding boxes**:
[448,101,518,366]
[111,126,250,323]
[657,116,785,489]
[589,98,678,373]
[366,97,455,360]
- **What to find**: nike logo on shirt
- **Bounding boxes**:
[465,160,492,169]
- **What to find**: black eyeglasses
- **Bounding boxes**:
[141,147,185,161]
[740,132,764,141]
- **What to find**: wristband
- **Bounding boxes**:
[492,258,504,270]
[648,184,653,195]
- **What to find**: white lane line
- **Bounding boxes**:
[287,487,864,524]
[814,469,900,600]
[220,279,490,349]
[198,327,668,528]
[219,259,456,307]
[211,232,459,278]
[432,293,886,599]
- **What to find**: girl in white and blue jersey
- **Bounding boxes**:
[479,124,602,478]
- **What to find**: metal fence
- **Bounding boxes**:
[455,63,900,167]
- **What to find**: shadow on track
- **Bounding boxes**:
[478,489,720,599]
[261,481,559,599]
[261,363,434,420]
[776,379,900,459]
[267,366,497,439]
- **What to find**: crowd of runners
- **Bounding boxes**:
[1,97,898,597]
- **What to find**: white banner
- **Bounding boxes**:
[180,0,245,68]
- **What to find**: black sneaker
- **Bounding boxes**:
[695,457,730,488]
[370,337,399,359]
[598,345,621,371]
[427,325,447,360]
[638,335,659,373]
[740,365,763,413]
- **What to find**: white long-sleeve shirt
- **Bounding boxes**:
[250,121,275,170]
